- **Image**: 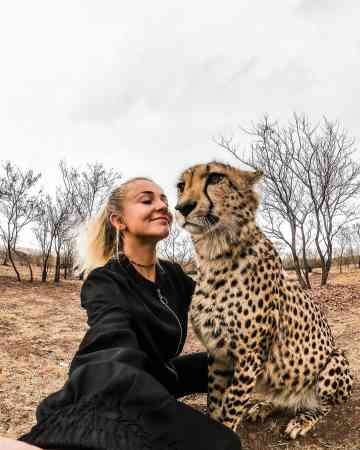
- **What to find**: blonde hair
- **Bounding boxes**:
[78,177,154,275]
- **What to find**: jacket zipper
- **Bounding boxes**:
[157,288,183,356]
[165,361,179,381]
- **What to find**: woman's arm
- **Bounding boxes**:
[65,267,174,404]
[19,268,180,449]
[170,352,208,398]
[1,438,42,450]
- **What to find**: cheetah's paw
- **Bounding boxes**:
[245,401,274,423]
[284,416,316,439]
[221,416,241,432]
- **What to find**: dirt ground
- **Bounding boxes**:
[0,265,359,450]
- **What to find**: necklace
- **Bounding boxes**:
[128,258,156,268]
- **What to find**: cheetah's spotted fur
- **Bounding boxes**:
[175,162,352,439]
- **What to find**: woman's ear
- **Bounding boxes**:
[110,214,127,231]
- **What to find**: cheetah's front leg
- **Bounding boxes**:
[285,408,328,439]
[284,350,353,439]
[208,355,234,422]
[220,356,261,432]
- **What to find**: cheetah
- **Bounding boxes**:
[175,162,352,439]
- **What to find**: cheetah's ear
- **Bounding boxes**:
[242,169,264,185]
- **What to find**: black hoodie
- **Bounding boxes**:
[19,257,241,450]
[19,258,202,448]
[70,257,196,396]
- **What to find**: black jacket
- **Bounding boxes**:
[70,257,196,396]
[19,258,215,450]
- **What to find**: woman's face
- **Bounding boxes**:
[116,179,172,243]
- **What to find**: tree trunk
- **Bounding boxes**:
[320,258,331,286]
[303,266,311,288]
[41,265,48,282]
[313,208,330,287]
[41,250,53,282]
[8,244,21,281]
[290,249,310,289]
[314,233,330,287]
[321,270,330,285]
[54,251,61,283]
[15,251,34,282]
[28,262,33,282]
[300,226,311,289]
[294,259,308,289]
[64,265,67,280]
[2,251,9,266]
[289,223,310,289]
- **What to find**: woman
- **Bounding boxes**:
[18,177,241,450]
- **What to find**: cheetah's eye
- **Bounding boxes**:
[207,172,225,185]
[177,182,185,193]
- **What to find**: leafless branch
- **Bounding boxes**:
[0,162,42,281]
[216,113,360,287]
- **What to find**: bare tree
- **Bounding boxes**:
[53,190,73,283]
[33,190,73,283]
[62,237,76,279]
[0,173,9,265]
[1,235,9,265]
[216,114,360,287]
[33,195,56,282]
[12,249,36,282]
[350,222,360,269]
[158,225,194,270]
[0,173,10,199]
[0,162,41,281]
[336,226,352,273]
[216,115,313,288]
[59,161,122,280]
[291,117,360,284]
[59,160,122,223]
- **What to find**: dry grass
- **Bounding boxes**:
[0,264,359,450]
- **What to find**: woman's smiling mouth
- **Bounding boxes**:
[151,216,170,223]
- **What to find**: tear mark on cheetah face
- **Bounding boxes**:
[175,161,263,259]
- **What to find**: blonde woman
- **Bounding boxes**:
[18,178,241,450]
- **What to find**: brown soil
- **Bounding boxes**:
[0,265,359,449]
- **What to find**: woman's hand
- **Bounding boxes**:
[0,437,42,450]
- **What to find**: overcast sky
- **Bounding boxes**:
[1,0,360,246]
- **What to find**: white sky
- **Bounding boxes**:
[1,0,360,247]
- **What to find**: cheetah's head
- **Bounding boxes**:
[175,162,263,256]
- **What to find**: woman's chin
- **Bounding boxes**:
[147,227,170,241]
[157,228,171,240]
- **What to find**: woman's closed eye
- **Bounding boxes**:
[138,195,153,204]
[139,194,169,207]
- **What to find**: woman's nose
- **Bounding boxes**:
[156,199,169,211]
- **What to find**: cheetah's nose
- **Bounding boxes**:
[175,201,197,217]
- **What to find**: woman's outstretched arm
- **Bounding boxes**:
[1,437,42,450]
[170,352,208,398]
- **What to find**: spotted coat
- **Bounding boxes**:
[175,162,352,439]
